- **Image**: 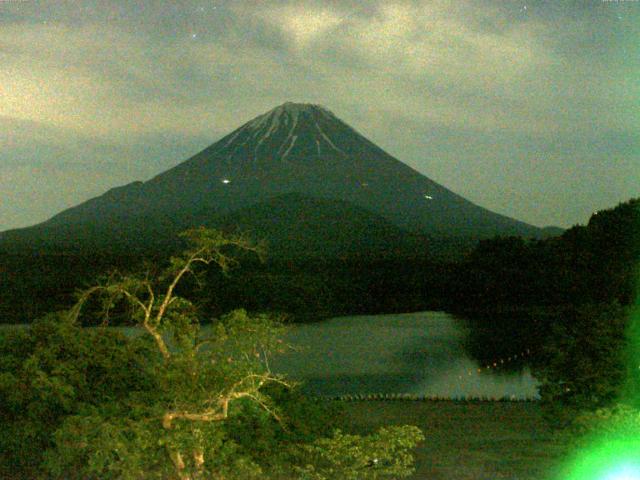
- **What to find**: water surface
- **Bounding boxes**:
[270,311,539,399]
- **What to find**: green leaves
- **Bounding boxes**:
[294,426,424,479]
[45,408,170,480]
[0,314,154,477]
[2,229,423,479]
[534,303,630,426]
[569,404,640,439]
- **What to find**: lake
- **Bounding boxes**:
[270,311,540,399]
[1,310,540,399]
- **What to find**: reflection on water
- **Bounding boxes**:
[271,311,540,399]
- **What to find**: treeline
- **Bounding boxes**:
[452,198,639,422]
[197,257,456,323]
[448,198,639,311]
[234,195,638,385]
[0,252,156,324]
[1,199,637,328]
[0,241,460,325]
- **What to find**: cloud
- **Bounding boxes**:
[0,22,235,140]
[2,2,634,141]
[228,0,624,137]
[257,4,346,49]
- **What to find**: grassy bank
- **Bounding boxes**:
[341,400,568,480]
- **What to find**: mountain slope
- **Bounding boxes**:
[214,193,428,259]
[1,102,552,255]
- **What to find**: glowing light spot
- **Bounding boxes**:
[424,194,433,200]
[601,463,640,480]
[561,437,640,480]
[221,179,230,184]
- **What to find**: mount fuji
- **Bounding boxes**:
[0,102,553,256]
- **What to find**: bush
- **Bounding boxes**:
[533,303,629,427]
[569,404,640,439]
[0,313,155,478]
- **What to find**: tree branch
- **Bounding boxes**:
[156,249,208,328]
[162,373,290,429]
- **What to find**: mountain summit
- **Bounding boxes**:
[1,102,548,253]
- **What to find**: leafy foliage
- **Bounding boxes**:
[533,303,630,426]
[1,228,423,479]
[0,312,155,478]
[568,403,640,439]
[293,426,424,479]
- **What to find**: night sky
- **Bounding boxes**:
[1,0,638,232]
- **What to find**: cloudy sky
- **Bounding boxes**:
[1,0,638,231]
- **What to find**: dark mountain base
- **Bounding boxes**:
[0,249,459,324]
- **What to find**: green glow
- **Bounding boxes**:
[558,203,640,480]
[602,464,640,480]
[559,434,640,480]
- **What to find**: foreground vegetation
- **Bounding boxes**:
[342,400,567,480]
[341,394,640,480]
[0,229,422,479]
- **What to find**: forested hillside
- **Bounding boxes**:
[449,198,639,310]
[453,198,640,424]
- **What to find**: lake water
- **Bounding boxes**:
[1,311,540,399]
[270,311,540,399]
